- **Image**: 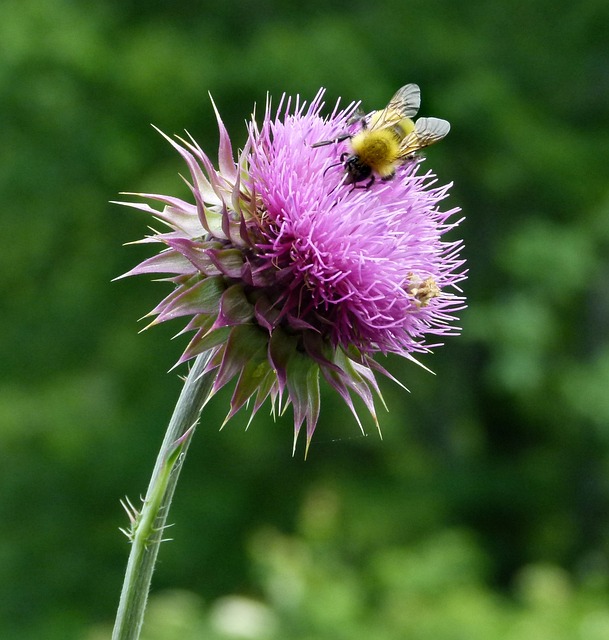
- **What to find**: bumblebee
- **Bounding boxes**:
[312,84,450,188]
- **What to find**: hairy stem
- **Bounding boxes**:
[112,352,215,640]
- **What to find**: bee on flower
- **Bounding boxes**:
[311,84,450,188]
[117,88,466,455]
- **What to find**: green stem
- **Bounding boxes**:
[112,352,215,640]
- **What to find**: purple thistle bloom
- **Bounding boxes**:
[117,89,466,455]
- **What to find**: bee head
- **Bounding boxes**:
[344,154,372,184]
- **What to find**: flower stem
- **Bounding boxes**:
[112,352,215,640]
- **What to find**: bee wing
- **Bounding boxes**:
[414,117,450,145]
[347,106,367,125]
[386,84,421,118]
[366,84,421,131]
[398,117,450,157]
[311,107,367,148]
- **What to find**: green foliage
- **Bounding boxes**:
[1,0,609,637]
[87,511,609,639]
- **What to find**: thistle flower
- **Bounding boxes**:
[117,89,466,455]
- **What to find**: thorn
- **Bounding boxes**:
[244,409,256,431]
[220,411,232,430]
[119,527,134,541]
[374,416,383,440]
[155,522,175,544]
[292,430,298,458]
[173,421,198,449]
[119,496,140,541]
[304,437,311,460]
[120,496,140,525]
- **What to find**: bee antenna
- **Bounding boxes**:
[323,164,351,199]
[322,160,343,178]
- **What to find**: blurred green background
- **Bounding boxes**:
[2,0,609,638]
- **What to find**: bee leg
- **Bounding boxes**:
[347,175,375,194]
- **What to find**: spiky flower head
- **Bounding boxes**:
[117,89,466,455]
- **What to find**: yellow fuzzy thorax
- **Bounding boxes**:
[349,117,416,178]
